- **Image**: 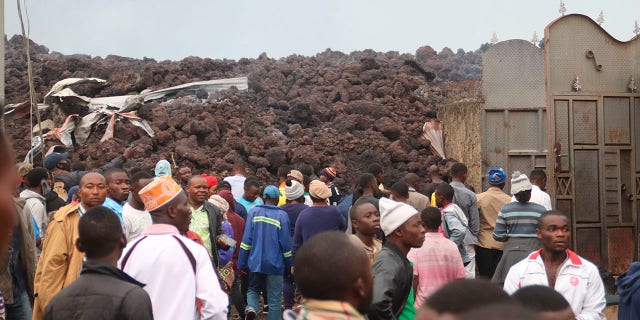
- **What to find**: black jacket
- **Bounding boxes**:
[202,201,225,267]
[54,156,126,190]
[368,241,413,320]
[43,262,153,320]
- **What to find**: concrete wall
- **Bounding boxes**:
[436,99,483,191]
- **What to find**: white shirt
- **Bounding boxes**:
[122,203,152,241]
[119,224,228,320]
[504,249,606,320]
[511,185,552,210]
[223,174,246,200]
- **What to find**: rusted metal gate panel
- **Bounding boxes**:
[551,97,638,270]
[482,40,547,191]
[545,14,640,274]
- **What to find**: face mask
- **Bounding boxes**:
[41,180,51,195]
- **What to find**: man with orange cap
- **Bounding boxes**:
[118,175,228,320]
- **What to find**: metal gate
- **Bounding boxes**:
[551,96,639,273]
[544,14,640,274]
[481,40,547,191]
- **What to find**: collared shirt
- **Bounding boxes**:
[504,249,606,320]
[189,205,212,257]
[102,197,124,220]
[119,224,228,320]
[408,233,466,308]
[78,203,88,216]
[511,185,553,210]
[450,181,479,243]
[350,234,382,265]
[476,187,511,250]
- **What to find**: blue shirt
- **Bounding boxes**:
[236,196,263,215]
[102,197,125,225]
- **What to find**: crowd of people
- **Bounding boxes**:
[1,133,640,320]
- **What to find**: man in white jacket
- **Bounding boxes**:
[503,211,605,320]
[20,167,50,248]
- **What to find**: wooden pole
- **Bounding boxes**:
[0,0,5,132]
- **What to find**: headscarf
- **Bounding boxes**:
[201,174,218,189]
[209,195,229,220]
[155,160,172,178]
[218,190,236,213]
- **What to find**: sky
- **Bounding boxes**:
[4,0,639,61]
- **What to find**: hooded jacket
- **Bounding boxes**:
[43,261,153,320]
[616,261,640,320]
[20,189,47,238]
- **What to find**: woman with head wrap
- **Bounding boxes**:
[154,160,172,178]
[209,195,234,266]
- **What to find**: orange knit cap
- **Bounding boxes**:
[139,175,183,212]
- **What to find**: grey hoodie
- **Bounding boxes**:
[20,189,47,239]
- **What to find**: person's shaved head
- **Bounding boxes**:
[79,172,108,208]
[187,175,208,205]
[449,162,468,179]
[424,279,512,317]
[457,303,538,320]
[513,285,574,320]
[404,173,420,187]
[76,206,123,259]
[80,172,105,186]
[104,168,127,183]
[537,210,569,229]
[295,231,373,313]
[435,183,455,202]
[104,168,130,202]
[232,161,246,172]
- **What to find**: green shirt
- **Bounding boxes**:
[190,205,212,256]
[398,262,416,320]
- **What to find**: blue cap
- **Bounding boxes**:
[487,168,507,185]
[263,185,281,199]
[44,152,69,170]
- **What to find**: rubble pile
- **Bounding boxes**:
[5,35,481,191]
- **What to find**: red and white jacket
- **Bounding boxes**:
[504,249,606,320]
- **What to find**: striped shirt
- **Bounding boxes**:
[493,202,546,241]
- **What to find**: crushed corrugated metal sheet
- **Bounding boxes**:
[19,76,248,163]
